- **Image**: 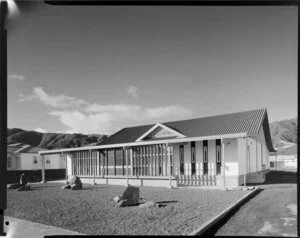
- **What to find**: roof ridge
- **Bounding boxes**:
[119,108,266,131]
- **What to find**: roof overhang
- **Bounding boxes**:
[39,132,247,155]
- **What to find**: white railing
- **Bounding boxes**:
[176,175,217,186]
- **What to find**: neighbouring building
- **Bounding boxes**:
[39,108,276,188]
[7,143,66,183]
[269,153,297,171]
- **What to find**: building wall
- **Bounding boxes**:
[18,153,42,170]
[256,126,269,170]
[43,154,66,169]
[269,155,297,170]
[8,153,66,171]
[173,139,238,179]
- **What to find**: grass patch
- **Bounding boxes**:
[7,183,248,235]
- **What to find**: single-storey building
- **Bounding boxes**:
[7,143,66,183]
[269,154,297,171]
[39,108,276,188]
[7,143,66,171]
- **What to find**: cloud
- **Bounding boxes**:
[17,87,88,109]
[49,110,114,134]
[8,74,25,80]
[20,87,193,134]
[34,128,48,133]
[17,93,36,102]
[51,104,192,134]
[127,85,139,98]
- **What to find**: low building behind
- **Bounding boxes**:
[7,143,66,183]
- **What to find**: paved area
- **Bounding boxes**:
[3,216,84,238]
[215,171,297,236]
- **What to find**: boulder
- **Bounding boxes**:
[69,176,82,186]
[68,176,82,190]
[70,183,82,190]
[16,184,31,192]
[19,173,28,186]
[116,200,128,208]
[114,196,121,203]
[139,201,156,208]
[61,184,71,189]
[121,186,139,206]
[7,183,22,189]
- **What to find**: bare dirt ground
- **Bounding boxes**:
[6,183,248,235]
[215,170,297,236]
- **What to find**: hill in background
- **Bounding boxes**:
[7,117,297,155]
[269,118,297,155]
[7,129,107,150]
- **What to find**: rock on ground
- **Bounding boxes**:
[62,184,71,189]
[70,183,82,190]
[121,186,139,206]
[116,200,128,208]
[69,176,82,190]
[114,196,121,203]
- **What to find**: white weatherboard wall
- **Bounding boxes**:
[222,138,239,188]
[7,153,18,170]
[43,154,66,169]
[255,126,269,170]
[248,137,258,173]
[19,153,42,170]
[238,138,247,176]
[224,138,239,176]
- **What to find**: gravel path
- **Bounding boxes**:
[7,183,248,235]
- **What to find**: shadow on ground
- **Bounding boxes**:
[248,170,297,186]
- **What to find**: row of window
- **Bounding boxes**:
[71,146,174,177]
[132,145,173,176]
[179,140,222,176]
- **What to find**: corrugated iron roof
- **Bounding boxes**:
[101,108,276,152]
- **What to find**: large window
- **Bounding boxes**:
[216,139,221,175]
[203,140,208,175]
[179,145,184,175]
[191,142,196,176]
[115,149,123,175]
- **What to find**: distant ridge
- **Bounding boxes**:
[270,118,297,155]
[7,128,108,150]
[7,117,297,155]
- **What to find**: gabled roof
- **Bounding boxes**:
[135,123,186,141]
[101,108,276,152]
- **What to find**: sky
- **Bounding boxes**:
[7,2,298,135]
